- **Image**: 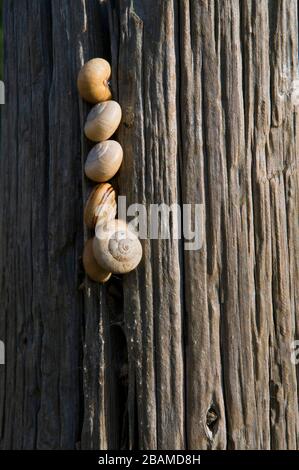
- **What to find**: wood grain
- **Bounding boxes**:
[0,0,298,450]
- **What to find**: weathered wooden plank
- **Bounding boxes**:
[0,0,55,449]
[266,0,299,449]
[0,0,120,450]
[179,0,227,450]
[109,0,185,450]
[0,0,298,451]
[109,0,299,450]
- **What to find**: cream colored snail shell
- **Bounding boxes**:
[84,183,116,229]
[85,140,123,183]
[77,58,112,104]
[84,101,122,142]
[83,239,111,283]
[93,220,143,274]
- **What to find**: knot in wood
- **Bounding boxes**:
[206,407,218,430]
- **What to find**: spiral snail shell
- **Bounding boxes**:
[85,140,123,183]
[84,101,122,142]
[83,238,111,283]
[80,58,141,280]
[84,183,116,229]
[77,58,112,104]
[93,220,143,274]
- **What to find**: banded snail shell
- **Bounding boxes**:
[85,140,123,183]
[84,101,122,142]
[84,183,116,230]
[93,220,143,274]
[77,58,112,104]
[83,238,111,283]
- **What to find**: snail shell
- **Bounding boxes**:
[93,220,143,274]
[85,140,123,183]
[77,58,112,103]
[84,183,116,229]
[83,238,111,283]
[84,101,122,142]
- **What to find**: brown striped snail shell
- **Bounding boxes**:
[85,140,123,183]
[84,101,122,142]
[93,220,143,274]
[84,183,116,230]
[77,58,112,104]
[83,238,111,283]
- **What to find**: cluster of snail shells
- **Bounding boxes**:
[78,58,142,283]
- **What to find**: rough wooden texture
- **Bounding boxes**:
[0,0,116,450]
[0,0,298,450]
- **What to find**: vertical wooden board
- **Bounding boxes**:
[108,4,157,449]
[0,0,298,451]
[241,0,273,449]
[110,0,299,450]
[179,0,227,450]
[110,0,185,449]
[0,0,120,450]
[216,0,259,449]
[267,0,299,449]
[0,0,54,449]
